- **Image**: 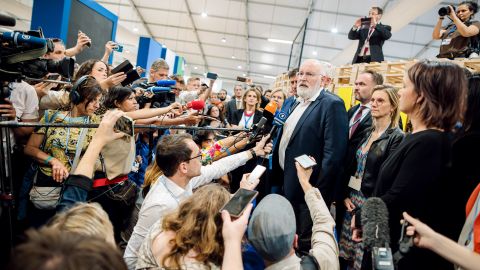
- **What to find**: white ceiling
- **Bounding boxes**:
[3,0,458,88]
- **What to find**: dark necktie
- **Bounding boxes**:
[350,106,366,139]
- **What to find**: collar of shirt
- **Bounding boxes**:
[160,175,193,202]
[265,254,301,270]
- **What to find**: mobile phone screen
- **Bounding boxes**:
[221,188,258,217]
[295,154,317,169]
[114,115,134,136]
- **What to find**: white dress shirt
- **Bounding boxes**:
[349,103,371,126]
[124,151,250,270]
[278,89,323,170]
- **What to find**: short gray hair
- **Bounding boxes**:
[150,59,169,71]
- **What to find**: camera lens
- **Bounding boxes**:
[438,6,455,16]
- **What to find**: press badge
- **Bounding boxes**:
[441,39,451,46]
[348,176,362,191]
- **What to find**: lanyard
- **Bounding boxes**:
[64,116,89,166]
[243,112,254,128]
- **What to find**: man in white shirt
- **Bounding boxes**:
[124,133,271,269]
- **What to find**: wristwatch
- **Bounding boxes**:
[249,148,257,159]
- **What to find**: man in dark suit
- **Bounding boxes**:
[225,84,244,124]
[348,7,391,64]
[281,68,299,116]
[272,59,348,252]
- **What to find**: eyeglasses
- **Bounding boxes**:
[184,152,203,162]
[296,72,324,78]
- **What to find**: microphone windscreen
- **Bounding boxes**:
[187,99,205,110]
[154,79,176,87]
[263,101,278,120]
[273,111,287,126]
[361,197,390,250]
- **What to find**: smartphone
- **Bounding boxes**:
[114,115,134,136]
[78,30,91,47]
[295,154,317,169]
[113,44,124,52]
[221,188,258,218]
[360,17,372,29]
[111,60,134,74]
[206,72,218,80]
[247,165,266,184]
[47,74,60,80]
[121,69,141,86]
[236,76,247,82]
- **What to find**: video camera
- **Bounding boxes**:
[135,79,177,108]
[0,13,75,102]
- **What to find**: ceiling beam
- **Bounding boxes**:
[245,0,251,76]
[183,0,209,71]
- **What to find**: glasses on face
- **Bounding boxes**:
[185,152,203,163]
[296,72,323,79]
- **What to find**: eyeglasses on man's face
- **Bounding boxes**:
[296,72,324,79]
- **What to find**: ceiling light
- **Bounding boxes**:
[263,75,276,79]
[231,55,236,59]
[133,27,139,32]
[194,66,198,70]
[242,73,246,76]
[203,73,207,76]
[267,38,293,44]
[312,51,317,56]
[237,65,242,69]
[221,37,227,43]
[125,50,130,54]
[201,12,208,18]
[331,28,338,33]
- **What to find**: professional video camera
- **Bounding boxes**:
[0,13,74,103]
[135,79,177,108]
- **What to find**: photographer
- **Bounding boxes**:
[433,1,480,59]
[348,7,391,64]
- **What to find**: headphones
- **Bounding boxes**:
[70,75,90,105]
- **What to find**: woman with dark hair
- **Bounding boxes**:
[433,1,480,58]
[200,105,227,128]
[75,59,126,91]
[23,76,103,225]
[352,60,467,269]
[451,74,480,207]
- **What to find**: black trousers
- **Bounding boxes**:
[355,55,372,64]
[292,203,313,253]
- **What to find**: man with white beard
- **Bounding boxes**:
[271,59,349,252]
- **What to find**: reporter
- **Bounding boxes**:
[433,1,480,58]
[75,59,126,91]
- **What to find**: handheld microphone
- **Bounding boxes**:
[146,86,171,94]
[186,99,205,111]
[262,101,278,122]
[248,117,267,142]
[151,79,176,87]
[361,197,394,270]
[268,110,288,138]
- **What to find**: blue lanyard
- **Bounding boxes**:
[244,113,254,128]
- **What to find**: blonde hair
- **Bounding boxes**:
[161,184,230,269]
[242,88,261,110]
[48,203,115,246]
[142,161,163,192]
[372,84,400,128]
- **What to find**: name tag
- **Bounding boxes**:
[441,39,451,46]
[348,176,362,191]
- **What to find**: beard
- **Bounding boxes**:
[297,84,321,100]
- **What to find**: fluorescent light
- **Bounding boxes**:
[267,38,293,44]
[221,37,226,43]
[263,75,276,79]
[125,50,130,54]
[237,65,242,69]
[133,27,139,32]
[201,12,208,18]
[231,55,236,59]
[194,66,198,70]
[331,28,338,33]
[242,73,246,76]
[312,51,317,56]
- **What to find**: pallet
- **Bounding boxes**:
[333,65,359,86]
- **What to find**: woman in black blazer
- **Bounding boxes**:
[229,88,262,193]
[353,60,467,270]
[230,88,262,129]
[338,85,404,269]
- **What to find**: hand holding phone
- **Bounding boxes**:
[220,188,258,218]
[294,154,317,169]
[247,165,266,184]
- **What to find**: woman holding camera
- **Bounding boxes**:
[433,1,480,59]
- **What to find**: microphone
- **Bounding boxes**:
[248,117,267,142]
[146,86,171,94]
[1,31,47,48]
[262,101,278,122]
[151,79,176,87]
[361,197,394,270]
[0,12,16,27]
[268,110,288,138]
[186,99,205,111]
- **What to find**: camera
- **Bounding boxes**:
[135,80,177,108]
[438,5,455,16]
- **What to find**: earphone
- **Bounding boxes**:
[69,75,90,105]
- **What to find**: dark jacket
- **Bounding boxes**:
[231,109,262,127]
[344,127,404,198]
[226,98,241,124]
[348,23,392,63]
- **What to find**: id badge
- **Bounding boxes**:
[441,39,451,46]
[348,176,362,191]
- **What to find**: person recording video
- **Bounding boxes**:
[348,7,392,64]
[432,1,480,59]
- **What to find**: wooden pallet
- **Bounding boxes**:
[383,60,416,86]
[333,65,359,86]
